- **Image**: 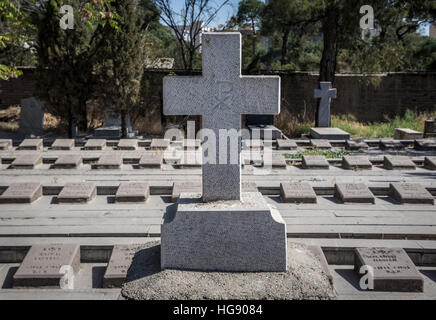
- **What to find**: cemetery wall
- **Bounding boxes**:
[1,68,435,131]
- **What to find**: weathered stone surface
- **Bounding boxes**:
[95,153,123,169]
[10,154,42,169]
[163,32,280,202]
[380,140,404,150]
[334,183,375,204]
[117,139,138,150]
[183,139,201,150]
[243,139,263,150]
[424,156,436,170]
[394,128,423,140]
[389,183,434,205]
[310,139,332,149]
[18,97,44,136]
[424,120,436,138]
[150,139,170,150]
[18,139,43,151]
[171,181,202,202]
[250,152,263,166]
[138,153,163,168]
[354,247,423,292]
[161,192,287,272]
[276,139,297,150]
[13,244,80,288]
[264,154,287,168]
[0,183,42,204]
[342,156,372,170]
[94,125,121,138]
[247,125,282,140]
[302,155,329,169]
[0,139,12,150]
[310,128,350,140]
[384,156,416,170]
[52,155,82,169]
[103,244,143,288]
[115,183,149,203]
[178,153,202,168]
[57,183,97,203]
[345,140,369,151]
[280,182,317,203]
[414,139,436,151]
[314,82,337,128]
[84,139,106,150]
[51,139,74,150]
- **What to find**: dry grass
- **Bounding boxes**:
[0,105,61,133]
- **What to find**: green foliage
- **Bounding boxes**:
[284,149,352,160]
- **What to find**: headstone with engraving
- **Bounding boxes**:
[0,183,42,203]
[57,183,97,203]
[314,82,337,128]
[384,156,416,170]
[103,244,142,288]
[19,97,44,136]
[10,154,43,169]
[334,183,375,204]
[302,155,330,169]
[18,138,43,151]
[51,139,74,150]
[115,183,149,202]
[52,155,82,169]
[280,182,317,203]
[389,183,434,205]
[342,156,372,170]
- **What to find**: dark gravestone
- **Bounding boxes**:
[246,115,274,126]
[424,120,436,138]
[345,140,369,151]
[276,139,297,150]
[424,156,436,170]
[10,154,43,169]
[103,244,142,288]
[380,140,404,151]
[13,244,80,288]
[52,155,82,169]
[138,153,163,168]
[414,140,436,151]
[384,156,416,170]
[18,97,44,136]
[51,139,74,150]
[342,156,372,170]
[310,139,332,149]
[334,183,375,204]
[354,247,423,292]
[245,115,282,140]
[115,183,150,203]
[280,182,317,203]
[302,155,329,169]
[57,183,97,203]
[0,183,42,204]
[0,139,12,150]
[18,139,43,151]
[389,183,434,205]
[117,139,138,150]
[84,139,106,150]
[95,153,123,169]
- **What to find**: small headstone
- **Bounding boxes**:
[10,154,43,169]
[243,139,263,150]
[345,140,369,151]
[13,244,80,288]
[94,125,121,138]
[380,140,404,151]
[424,120,436,138]
[0,139,12,150]
[18,139,43,151]
[334,183,375,204]
[310,128,350,140]
[414,140,436,151]
[18,97,44,136]
[171,181,201,202]
[150,139,170,150]
[95,153,123,169]
[302,155,329,169]
[84,139,106,150]
[310,139,332,149]
[103,244,142,288]
[51,139,74,150]
[52,155,82,169]
[424,156,436,170]
[280,182,317,203]
[276,139,297,150]
[384,156,416,170]
[264,154,287,168]
[342,156,372,170]
[115,183,149,202]
[183,139,201,150]
[394,128,423,140]
[57,183,97,203]
[138,153,163,168]
[70,123,78,138]
[354,247,423,292]
[117,139,138,150]
[389,183,434,205]
[0,183,42,204]
[314,82,337,128]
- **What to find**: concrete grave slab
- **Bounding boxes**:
[183,139,201,150]
[84,139,106,150]
[115,183,150,203]
[310,128,350,140]
[13,244,80,288]
[384,156,416,170]
[424,156,436,170]
[178,153,202,168]
[117,139,138,150]
[0,183,42,204]
[18,139,43,151]
[10,154,42,169]
[334,183,375,204]
[95,153,123,169]
[250,152,263,166]
[276,139,297,150]
[380,140,404,151]
[280,182,317,204]
[310,139,332,149]
[394,128,423,140]
[51,139,74,150]
[342,156,372,170]
[171,181,202,202]
[138,153,163,168]
[52,154,82,169]
[354,247,423,292]
[150,139,170,150]
[243,139,263,150]
[414,140,436,151]
[389,183,434,205]
[264,154,287,168]
[302,155,329,169]
[0,139,12,150]
[345,140,369,151]
[57,183,97,204]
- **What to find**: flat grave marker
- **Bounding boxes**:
[276,139,297,150]
[243,139,263,151]
[18,139,43,151]
[10,154,43,169]
[51,139,74,150]
[150,139,170,150]
[264,154,287,168]
[345,140,369,151]
[171,181,202,202]
[334,183,375,204]
[380,140,404,151]
[115,183,150,203]
[117,139,138,150]
[0,139,12,150]
[310,127,350,140]
[389,183,434,205]
[384,156,416,170]
[394,128,423,140]
[95,153,123,169]
[13,244,80,288]
[414,140,436,151]
[0,183,42,204]
[310,139,332,149]
[57,183,97,203]
[84,139,106,150]
[103,244,142,288]
[354,247,423,292]
[52,155,82,169]
[302,155,329,169]
[138,153,163,168]
[280,182,317,203]
[178,153,202,168]
[342,156,372,170]
[424,156,436,170]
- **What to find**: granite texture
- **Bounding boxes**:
[345,140,369,151]
[95,153,123,169]
[19,97,44,136]
[384,156,416,170]
[51,139,74,150]
[150,139,170,150]
[424,156,436,170]
[310,139,332,149]
[10,154,42,169]
[18,138,43,150]
[302,155,329,169]
[117,139,138,150]
[277,139,297,150]
[138,153,163,168]
[84,139,106,150]
[314,82,337,128]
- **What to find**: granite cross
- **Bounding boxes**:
[163,33,280,202]
[314,82,337,127]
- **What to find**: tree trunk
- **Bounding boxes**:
[252,20,256,57]
[78,99,88,132]
[68,108,73,139]
[121,110,127,138]
[281,28,291,65]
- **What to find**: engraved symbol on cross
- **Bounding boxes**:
[214,81,233,109]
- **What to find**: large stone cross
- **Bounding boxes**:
[163,33,280,202]
[314,82,337,128]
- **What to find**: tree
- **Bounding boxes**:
[234,0,264,57]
